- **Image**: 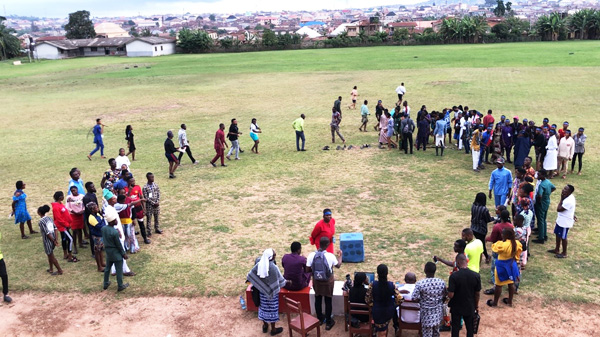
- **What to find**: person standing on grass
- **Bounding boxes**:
[448,254,481,337]
[348,86,358,110]
[400,113,415,154]
[37,205,63,276]
[532,169,556,244]
[375,100,384,131]
[307,237,343,331]
[104,193,136,277]
[443,108,452,146]
[434,113,446,156]
[247,248,289,336]
[470,193,494,264]
[462,228,484,273]
[488,157,513,207]
[102,207,129,292]
[533,127,545,170]
[88,118,106,160]
[126,177,148,244]
[483,109,494,130]
[359,100,370,132]
[164,130,180,179]
[178,124,199,165]
[125,125,136,161]
[513,130,531,169]
[249,118,261,154]
[52,191,77,263]
[416,115,429,151]
[334,96,342,121]
[571,128,586,175]
[543,129,559,177]
[484,210,513,295]
[433,239,466,274]
[86,202,106,272]
[68,168,85,196]
[386,111,398,149]
[310,209,336,254]
[487,228,521,308]
[210,123,228,166]
[115,148,131,171]
[549,185,576,259]
[11,181,37,239]
[501,120,514,163]
[227,118,243,159]
[480,125,493,166]
[557,130,575,179]
[330,107,346,145]
[412,262,446,337]
[0,232,13,302]
[143,172,161,237]
[471,124,483,172]
[101,158,121,190]
[66,186,86,255]
[395,82,406,104]
[291,114,306,151]
[83,182,98,256]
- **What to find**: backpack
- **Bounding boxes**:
[312,251,332,281]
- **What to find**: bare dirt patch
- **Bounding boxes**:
[426,80,464,86]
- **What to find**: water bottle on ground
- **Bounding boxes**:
[240,295,246,310]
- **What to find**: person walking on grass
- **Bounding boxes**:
[102,207,129,292]
[359,100,369,132]
[0,232,13,302]
[88,118,106,160]
[178,124,199,165]
[395,82,406,104]
[125,125,136,161]
[227,118,243,159]
[292,114,306,151]
[488,157,513,207]
[532,169,556,244]
[37,205,63,276]
[470,193,494,264]
[52,191,78,263]
[348,86,358,110]
[400,113,415,154]
[375,100,384,131]
[385,111,398,149]
[548,185,576,259]
[164,130,180,179]
[211,123,228,167]
[11,181,37,239]
[330,107,346,145]
[448,254,481,337]
[249,118,261,154]
[86,202,106,272]
[434,113,446,157]
[143,172,162,237]
[571,128,586,175]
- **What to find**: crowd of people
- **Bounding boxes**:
[8,131,164,294]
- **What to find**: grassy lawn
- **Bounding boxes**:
[1,41,599,303]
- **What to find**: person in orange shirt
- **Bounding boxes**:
[310,209,336,254]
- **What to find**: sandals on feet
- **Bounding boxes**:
[68,257,79,263]
[486,299,497,307]
[50,271,63,276]
[262,323,268,333]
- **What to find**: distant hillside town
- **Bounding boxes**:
[3,0,600,59]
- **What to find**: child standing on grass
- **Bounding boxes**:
[37,205,63,276]
[51,191,77,263]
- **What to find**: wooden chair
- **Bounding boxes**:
[396,302,422,337]
[344,291,373,337]
[283,296,321,337]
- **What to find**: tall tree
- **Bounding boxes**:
[261,29,277,46]
[494,0,506,17]
[209,14,216,22]
[0,16,21,60]
[177,28,213,52]
[64,10,96,39]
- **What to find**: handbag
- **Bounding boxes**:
[473,310,481,334]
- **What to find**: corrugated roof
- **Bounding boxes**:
[39,37,134,50]
[128,37,176,45]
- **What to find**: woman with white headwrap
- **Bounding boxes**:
[247,248,289,336]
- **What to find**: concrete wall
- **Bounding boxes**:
[126,40,176,57]
[35,43,65,60]
[81,46,126,57]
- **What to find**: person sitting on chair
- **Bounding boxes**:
[349,272,369,325]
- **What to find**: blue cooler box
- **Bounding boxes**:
[340,232,364,263]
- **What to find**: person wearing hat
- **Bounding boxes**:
[543,129,559,177]
[488,157,513,207]
[309,209,336,254]
[557,129,575,179]
[102,205,129,292]
[471,124,483,172]
[164,130,180,179]
[513,129,531,169]
[571,128,586,175]
[558,121,569,139]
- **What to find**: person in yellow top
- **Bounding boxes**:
[471,123,483,172]
[292,114,306,151]
[487,227,522,307]
[0,233,12,303]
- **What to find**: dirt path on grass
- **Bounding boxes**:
[0,292,597,337]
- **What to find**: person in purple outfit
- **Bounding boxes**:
[281,241,311,291]
[501,120,514,163]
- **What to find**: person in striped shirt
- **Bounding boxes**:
[37,205,62,276]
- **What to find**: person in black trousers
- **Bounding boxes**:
[0,233,12,303]
[447,254,481,337]
[177,124,198,165]
[400,114,415,154]
[470,192,494,263]
[83,182,98,257]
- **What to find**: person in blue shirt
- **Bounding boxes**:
[488,157,513,207]
[444,108,452,145]
[480,125,493,167]
[88,118,105,160]
[67,168,85,195]
[359,100,369,132]
[434,113,447,157]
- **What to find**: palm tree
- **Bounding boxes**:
[0,16,21,60]
[568,9,597,40]
[535,13,565,41]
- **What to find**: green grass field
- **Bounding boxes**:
[1,41,599,303]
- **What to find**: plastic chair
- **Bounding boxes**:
[283,296,321,337]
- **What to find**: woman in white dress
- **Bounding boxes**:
[543,129,558,176]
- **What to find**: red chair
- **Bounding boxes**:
[283,296,321,337]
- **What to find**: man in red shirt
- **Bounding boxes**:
[558,121,568,139]
[482,109,494,129]
[210,123,228,167]
[310,209,336,254]
[52,191,77,262]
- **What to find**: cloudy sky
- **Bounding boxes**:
[3,0,426,18]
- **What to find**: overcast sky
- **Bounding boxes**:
[3,0,426,18]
